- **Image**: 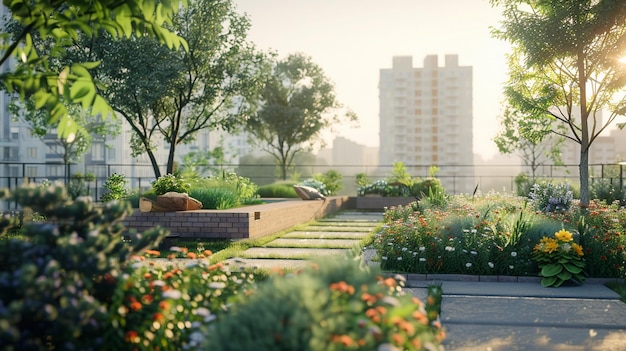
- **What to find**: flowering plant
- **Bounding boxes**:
[533,229,586,287]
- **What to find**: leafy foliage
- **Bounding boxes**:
[91,0,269,178]
[101,173,130,202]
[533,230,586,287]
[256,182,299,198]
[246,52,357,180]
[490,0,626,206]
[312,170,344,195]
[0,0,187,140]
[590,179,626,206]
[151,174,191,195]
[202,258,445,350]
[0,182,166,350]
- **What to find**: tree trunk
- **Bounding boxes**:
[166,142,177,175]
[147,149,162,179]
[579,148,590,207]
[577,47,590,207]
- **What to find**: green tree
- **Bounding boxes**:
[92,0,269,178]
[0,0,186,140]
[494,104,564,180]
[245,53,357,180]
[491,0,626,206]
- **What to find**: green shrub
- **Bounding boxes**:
[152,174,191,195]
[514,174,533,197]
[68,172,96,199]
[0,183,166,350]
[312,170,343,195]
[101,173,130,202]
[190,187,239,209]
[257,183,298,198]
[202,257,445,350]
[188,172,259,208]
[590,178,626,206]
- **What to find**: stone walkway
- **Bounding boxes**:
[222,211,383,271]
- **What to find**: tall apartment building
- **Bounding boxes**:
[379,55,474,194]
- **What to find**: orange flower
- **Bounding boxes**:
[129,301,142,311]
[143,273,152,279]
[145,249,160,257]
[411,338,422,349]
[361,293,377,304]
[339,335,354,346]
[159,301,170,310]
[186,252,197,259]
[375,306,387,315]
[124,330,140,343]
[141,294,154,304]
[412,311,429,325]
[392,333,405,346]
[383,277,397,287]
[329,281,355,295]
[203,250,213,256]
[153,312,165,323]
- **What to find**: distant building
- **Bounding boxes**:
[379,55,474,193]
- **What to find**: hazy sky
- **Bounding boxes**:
[234,0,511,158]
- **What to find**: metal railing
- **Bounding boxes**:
[1,161,623,210]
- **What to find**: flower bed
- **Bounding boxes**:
[373,193,626,280]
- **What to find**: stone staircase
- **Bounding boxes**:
[223,211,383,271]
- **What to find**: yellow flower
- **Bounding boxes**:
[554,230,573,243]
[543,239,559,254]
[572,243,584,257]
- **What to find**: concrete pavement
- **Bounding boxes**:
[405,280,626,351]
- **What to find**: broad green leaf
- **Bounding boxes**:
[540,263,562,277]
[70,84,90,100]
[541,276,557,287]
[557,270,572,281]
[564,263,582,274]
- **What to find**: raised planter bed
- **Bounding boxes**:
[122,196,354,240]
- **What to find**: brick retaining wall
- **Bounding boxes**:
[122,196,355,240]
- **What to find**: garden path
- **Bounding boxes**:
[222,210,383,271]
[224,210,626,351]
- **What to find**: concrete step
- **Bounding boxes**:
[264,238,363,249]
[283,231,371,239]
[237,247,351,259]
[299,225,374,232]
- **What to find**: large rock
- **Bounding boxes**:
[139,192,202,212]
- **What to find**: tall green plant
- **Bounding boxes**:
[101,173,129,202]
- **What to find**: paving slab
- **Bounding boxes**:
[300,225,374,232]
[405,281,626,351]
[323,212,384,222]
[283,231,370,239]
[441,324,626,351]
[239,247,350,259]
[265,238,362,248]
[222,258,315,271]
[406,280,621,299]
